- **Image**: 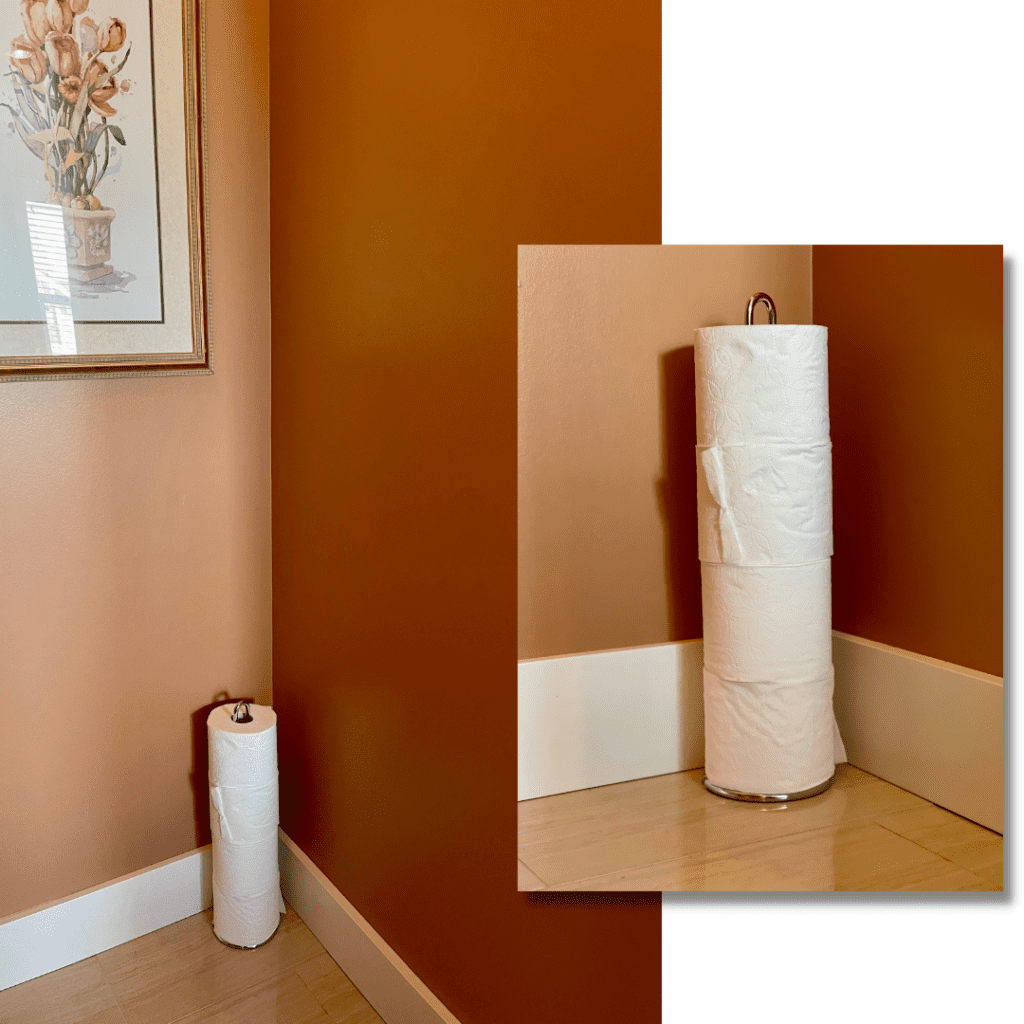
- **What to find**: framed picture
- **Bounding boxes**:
[0,0,210,380]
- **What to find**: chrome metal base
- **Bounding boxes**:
[214,919,281,950]
[702,770,836,803]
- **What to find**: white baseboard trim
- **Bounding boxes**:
[278,832,461,1024]
[0,844,213,993]
[2,832,461,1024]
[831,631,1003,833]
[518,640,706,801]
[518,634,1003,832]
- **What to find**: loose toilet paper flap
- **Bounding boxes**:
[696,443,833,565]
[698,446,744,562]
[210,782,279,843]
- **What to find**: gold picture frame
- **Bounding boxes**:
[0,0,211,381]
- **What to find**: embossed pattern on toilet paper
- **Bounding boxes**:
[703,668,836,795]
[696,443,833,565]
[701,561,832,683]
[695,325,830,446]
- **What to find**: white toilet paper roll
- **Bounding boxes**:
[695,325,830,446]
[696,443,833,565]
[208,703,282,948]
[703,667,837,795]
[211,878,281,948]
[212,832,280,897]
[208,706,279,789]
[701,561,832,683]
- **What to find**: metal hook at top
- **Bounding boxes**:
[231,701,253,723]
[746,292,777,325]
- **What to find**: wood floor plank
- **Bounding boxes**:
[170,971,329,1024]
[519,764,931,887]
[97,906,325,1024]
[73,1010,127,1024]
[547,820,967,891]
[873,804,1003,876]
[295,953,339,987]
[897,869,997,892]
[0,956,122,1024]
[517,860,547,891]
[0,902,382,1024]
[519,764,1003,892]
[298,953,383,1024]
[974,864,1003,888]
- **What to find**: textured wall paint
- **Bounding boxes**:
[0,0,271,920]
[518,245,813,660]
[814,245,1003,676]
[270,3,662,1023]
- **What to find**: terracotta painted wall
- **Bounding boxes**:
[270,3,661,1023]
[0,0,271,921]
[518,245,813,660]
[814,245,1003,676]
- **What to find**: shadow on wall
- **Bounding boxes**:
[190,693,256,846]
[657,345,703,641]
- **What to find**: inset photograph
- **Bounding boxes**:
[517,245,1003,892]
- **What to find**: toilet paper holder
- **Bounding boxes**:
[746,292,777,325]
[231,701,253,724]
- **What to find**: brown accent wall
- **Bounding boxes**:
[0,1,272,920]
[518,245,813,660]
[270,3,662,1023]
[813,245,1003,676]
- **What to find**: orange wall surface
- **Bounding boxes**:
[814,245,1003,676]
[0,0,272,921]
[270,3,662,1022]
[518,245,813,660]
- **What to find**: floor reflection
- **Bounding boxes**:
[518,764,1002,892]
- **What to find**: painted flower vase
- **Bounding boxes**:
[64,206,117,282]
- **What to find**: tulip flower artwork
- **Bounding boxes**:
[0,0,209,373]
[3,0,131,211]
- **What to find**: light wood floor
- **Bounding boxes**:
[518,764,1004,891]
[0,902,383,1024]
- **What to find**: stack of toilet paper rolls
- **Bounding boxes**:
[207,702,285,947]
[695,324,841,796]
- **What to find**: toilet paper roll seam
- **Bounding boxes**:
[699,558,832,569]
[702,670,836,689]
[213,881,282,901]
[694,441,833,449]
[207,776,280,786]
[212,835,279,848]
